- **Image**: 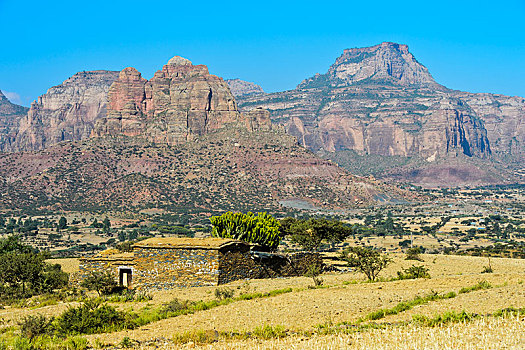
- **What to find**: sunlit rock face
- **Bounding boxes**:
[10,71,119,152]
[93,56,272,144]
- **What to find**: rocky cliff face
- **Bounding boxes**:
[226,79,264,97]
[93,57,272,144]
[298,42,442,89]
[10,71,119,152]
[237,42,523,186]
[0,91,29,152]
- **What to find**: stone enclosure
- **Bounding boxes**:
[73,237,322,290]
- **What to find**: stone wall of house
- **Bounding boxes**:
[133,247,220,290]
[218,251,323,283]
[70,258,134,286]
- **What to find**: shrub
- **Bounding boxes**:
[161,298,194,314]
[54,299,132,335]
[396,265,431,280]
[19,315,53,340]
[62,336,89,350]
[340,246,391,281]
[80,271,118,296]
[214,287,234,300]
[304,264,323,287]
[458,280,491,294]
[405,247,424,261]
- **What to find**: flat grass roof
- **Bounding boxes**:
[133,237,247,250]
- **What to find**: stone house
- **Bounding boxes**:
[74,237,322,290]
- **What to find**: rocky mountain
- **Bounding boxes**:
[237,42,525,187]
[0,56,409,212]
[9,70,119,152]
[93,57,271,144]
[0,91,28,151]
[226,79,264,97]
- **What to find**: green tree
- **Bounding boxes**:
[283,218,352,251]
[0,236,68,298]
[103,217,111,233]
[58,217,68,231]
[210,212,281,250]
[80,271,118,296]
[341,246,391,281]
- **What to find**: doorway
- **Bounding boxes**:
[119,268,132,287]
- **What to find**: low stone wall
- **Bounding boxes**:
[133,247,220,290]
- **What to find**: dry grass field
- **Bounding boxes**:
[2,254,524,349]
[14,254,525,348]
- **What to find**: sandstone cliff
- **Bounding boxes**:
[226,79,264,97]
[237,42,524,186]
[93,57,272,144]
[0,91,28,152]
[10,70,119,152]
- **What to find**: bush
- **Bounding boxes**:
[214,287,234,300]
[160,298,194,314]
[54,299,132,335]
[304,264,323,287]
[80,271,118,296]
[341,246,391,281]
[396,265,431,280]
[19,315,53,340]
[405,247,424,261]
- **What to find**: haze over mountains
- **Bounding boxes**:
[0,56,400,212]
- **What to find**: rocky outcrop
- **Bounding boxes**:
[93,57,271,144]
[298,42,443,89]
[226,79,264,97]
[0,91,29,152]
[237,42,524,185]
[11,71,119,152]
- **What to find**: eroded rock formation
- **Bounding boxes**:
[93,57,271,144]
[237,42,524,185]
[11,71,119,152]
[0,91,28,152]
[226,79,264,97]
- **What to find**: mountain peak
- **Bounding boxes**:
[167,56,192,66]
[299,42,441,89]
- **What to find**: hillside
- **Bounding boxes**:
[236,42,525,187]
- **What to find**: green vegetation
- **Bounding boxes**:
[340,246,391,281]
[458,280,492,294]
[281,217,352,251]
[405,247,424,261]
[396,265,431,280]
[80,271,119,296]
[210,212,282,250]
[0,236,68,301]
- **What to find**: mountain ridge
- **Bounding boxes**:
[235,42,525,187]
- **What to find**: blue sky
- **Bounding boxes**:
[0,0,524,106]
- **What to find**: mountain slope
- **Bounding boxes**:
[236,42,525,186]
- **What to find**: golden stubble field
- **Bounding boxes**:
[3,254,525,349]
